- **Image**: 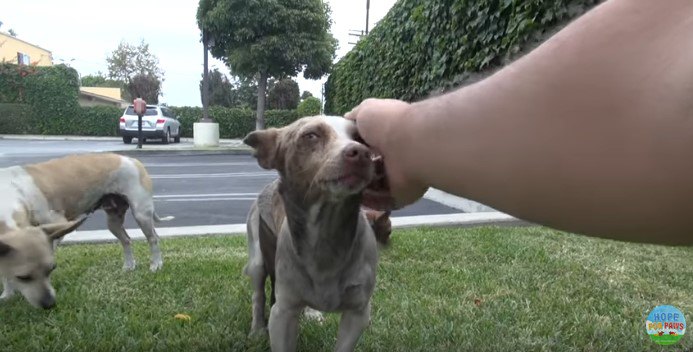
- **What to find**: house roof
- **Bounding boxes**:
[0,32,52,53]
[79,89,126,105]
[80,87,122,101]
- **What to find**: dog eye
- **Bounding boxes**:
[303,132,320,140]
[16,274,33,282]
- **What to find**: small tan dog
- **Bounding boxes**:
[0,153,173,308]
[0,217,87,309]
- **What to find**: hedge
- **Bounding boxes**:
[0,104,122,136]
[324,0,602,114]
[0,103,36,134]
[0,106,299,138]
[1,63,84,134]
[170,107,299,138]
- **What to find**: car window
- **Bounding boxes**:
[164,108,178,119]
[125,106,158,116]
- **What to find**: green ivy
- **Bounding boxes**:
[0,103,37,134]
[75,106,123,136]
[324,0,602,114]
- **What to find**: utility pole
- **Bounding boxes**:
[365,0,370,35]
[201,30,211,122]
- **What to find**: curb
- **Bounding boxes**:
[0,135,123,141]
[61,212,531,245]
[112,148,252,157]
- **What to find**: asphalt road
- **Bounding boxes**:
[0,139,460,231]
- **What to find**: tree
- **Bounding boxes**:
[106,40,164,101]
[197,0,338,129]
[8,29,17,37]
[297,96,321,117]
[199,68,233,107]
[80,73,122,88]
[127,74,161,103]
[268,78,300,109]
[230,77,260,109]
[301,90,313,100]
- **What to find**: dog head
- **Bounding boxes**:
[0,217,86,309]
[244,115,375,202]
[364,209,392,246]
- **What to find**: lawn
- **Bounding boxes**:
[0,226,691,352]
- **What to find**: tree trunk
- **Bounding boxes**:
[256,70,268,130]
[201,31,212,122]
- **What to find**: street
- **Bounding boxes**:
[0,139,461,231]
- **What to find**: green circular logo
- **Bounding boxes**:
[646,305,686,345]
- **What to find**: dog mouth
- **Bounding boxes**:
[335,174,367,188]
[327,172,370,191]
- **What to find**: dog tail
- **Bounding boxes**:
[154,212,175,222]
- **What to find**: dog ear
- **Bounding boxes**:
[41,215,88,240]
[243,129,280,170]
[0,240,13,257]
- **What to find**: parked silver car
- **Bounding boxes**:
[119,105,182,144]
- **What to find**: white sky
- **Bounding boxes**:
[3,0,396,107]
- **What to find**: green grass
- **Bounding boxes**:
[0,226,691,351]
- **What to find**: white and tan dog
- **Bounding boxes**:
[0,153,173,308]
[243,115,380,352]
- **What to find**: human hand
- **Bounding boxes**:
[345,98,428,211]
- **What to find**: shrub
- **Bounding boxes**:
[297,97,322,117]
[169,107,299,138]
[0,103,37,134]
[75,106,123,136]
[324,0,601,114]
[24,65,81,134]
[169,106,202,138]
[265,110,299,128]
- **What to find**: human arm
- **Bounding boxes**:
[348,0,693,245]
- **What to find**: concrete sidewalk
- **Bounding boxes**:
[62,212,528,244]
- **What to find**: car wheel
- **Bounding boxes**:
[162,128,170,144]
[123,136,132,144]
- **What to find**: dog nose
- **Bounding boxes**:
[343,144,371,162]
[40,295,56,309]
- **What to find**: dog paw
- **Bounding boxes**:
[303,308,326,324]
[248,326,268,338]
[149,261,163,272]
[122,262,136,271]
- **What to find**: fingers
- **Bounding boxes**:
[345,98,377,121]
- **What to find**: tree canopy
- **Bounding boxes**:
[127,74,161,103]
[200,68,234,107]
[106,40,164,102]
[80,73,122,88]
[197,0,337,129]
[268,78,300,109]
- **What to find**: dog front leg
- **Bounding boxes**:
[268,302,301,352]
[0,277,15,300]
[334,302,371,352]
